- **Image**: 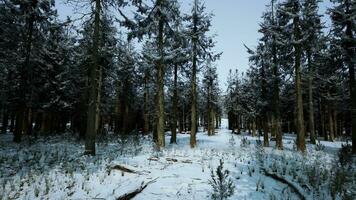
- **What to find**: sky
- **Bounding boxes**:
[56,0,333,91]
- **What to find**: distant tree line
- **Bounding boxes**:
[0,0,222,155]
[225,0,355,154]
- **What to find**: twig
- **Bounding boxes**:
[262,168,306,200]
[116,178,158,200]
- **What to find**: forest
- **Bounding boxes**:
[0,0,355,199]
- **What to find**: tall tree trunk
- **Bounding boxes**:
[190,59,197,147]
[261,48,269,147]
[122,80,130,134]
[207,84,212,136]
[190,4,198,147]
[14,0,36,142]
[143,74,149,134]
[215,113,219,129]
[271,0,282,149]
[170,64,178,143]
[10,113,15,133]
[328,105,335,141]
[85,0,102,156]
[114,81,121,134]
[156,3,165,148]
[333,110,338,138]
[1,108,8,134]
[252,119,256,137]
[294,9,306,152]
[307,50,316,144]
[344,0,356,154]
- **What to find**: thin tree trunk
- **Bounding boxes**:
[294,9,306,152]
[190,3,198,147]
[143,74,149,134]
[328,105,335,142]
[307,50,316,144]
[85,0,102,156]
[344,0,356,154]
[115,81,121,134]
[14,0,36,142]
[261,47,269,147]
[171,64,178,143]
[1,108,8,134]
[156,3,165,148]
[10,113,15,133]
[252,119,256,137]
[333,110,338,138]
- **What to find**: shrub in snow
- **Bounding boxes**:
[255,140,265,167]
[329,144,356,200]
[209,159,235,200]
[337,143,352,166]
[255,178,265,192]
[228,134,236,148]
[314,141,325,151]
[240,137,250,148]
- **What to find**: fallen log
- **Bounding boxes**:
[116,178,158,200]
[261,168,306,200]
[111,165,141,174]
[166,158,178,162]
[181,159,192,164]
[148,157,159,161]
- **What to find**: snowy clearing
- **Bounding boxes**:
[0,119,354,200]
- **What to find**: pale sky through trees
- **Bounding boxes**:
[57,0,333,91]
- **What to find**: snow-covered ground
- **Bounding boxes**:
[0,119,354,200]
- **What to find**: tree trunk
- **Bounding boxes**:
[271,34,282,149]
[114,81,121,134]
[307,50,316,144]
[14,0,36,143]
[261,50,269,147]
[328,105,335,142]
[1,108,8,134]
[10,113,15,133]
[294,10,306,152]
[333,110,338,138]
[143,74,149,134]
[190,5,198,147]
[170,64,178,143]
[156,3,165,148]
[85,0,102,156]
[252,119,256,137]
[122,80,130,134]
[344,0,356,154]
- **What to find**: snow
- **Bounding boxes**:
[0,119,353,200]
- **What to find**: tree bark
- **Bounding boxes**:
[170,64,178,143]
[14,0,37,143]
[293,7,306,152]
[261,47,269,147]
[271,0,282,149]
[328,105,335,142]
[1,108,8,134]
[307,50,316,144]
[85,0,102,156]
[344,0,356,154]
[114,81,121,134]
[156,1,165,148]
[190,2,198,148]
[143,74,149,135]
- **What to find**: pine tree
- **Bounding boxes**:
[330,0,356,154]
[279,0,306,152]
[202,60,220,136]
[302,0,323,144]
[185,0,219,147]
[120,0,182,149]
